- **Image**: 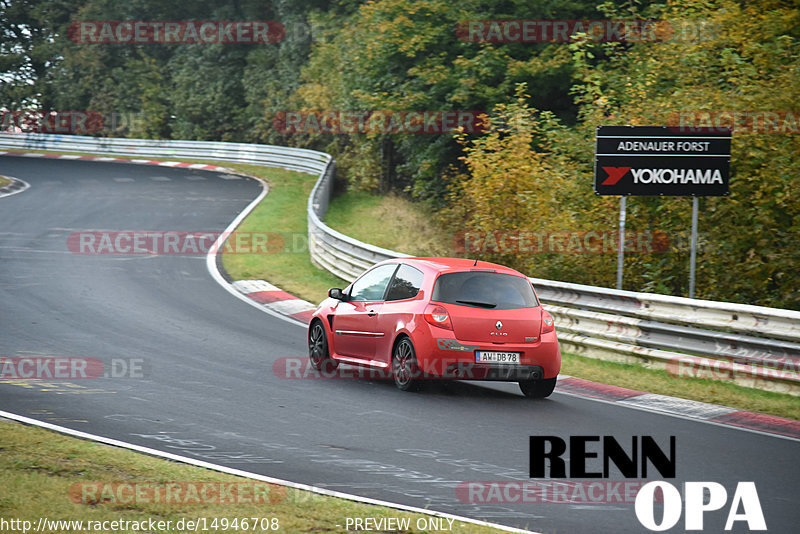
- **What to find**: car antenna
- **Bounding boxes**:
[473,258,478,266]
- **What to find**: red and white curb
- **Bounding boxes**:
[222,274,800,442]
[222,276,800,441]
[556,376,800,440]
[0,149,233,172]
[232,280,318,324]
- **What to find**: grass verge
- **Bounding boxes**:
[324,191,452,256]
[0,175,11,188]
[0,419,509,534]
[216,164,345,303]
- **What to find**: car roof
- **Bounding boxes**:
[391,257,527,277]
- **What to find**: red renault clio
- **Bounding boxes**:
[308,257,560,397]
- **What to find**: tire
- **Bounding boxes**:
[519,377,557,398]
[392,337,423,392]
[308,321,338,373]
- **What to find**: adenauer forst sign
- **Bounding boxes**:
[593,125,732,296]
[594,126,731,196]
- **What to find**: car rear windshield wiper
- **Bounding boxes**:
[456,299,497,308]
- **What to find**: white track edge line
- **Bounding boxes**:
[198,172,542,532]
[204,176,307,329]
[11,154,793,443]
[4,158,535,531]
[0,410,538,534]
[0,176,31,199]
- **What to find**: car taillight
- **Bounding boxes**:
[424,304,453,330]
[541,310,556,334]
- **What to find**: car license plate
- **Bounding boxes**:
[475,351,520,364]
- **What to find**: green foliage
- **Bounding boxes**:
[0,0,76,110]
[447,0,799,308]
[290,0,595,196]
[440,83,619,286]
[3,0,796,308]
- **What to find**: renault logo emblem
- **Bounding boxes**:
[496,321,503,330]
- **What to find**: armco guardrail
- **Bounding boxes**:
[0,132,330,175]
[3,132,798,395]
[303,148,800,396]
[307,160,409,281]
[528,280,800,395]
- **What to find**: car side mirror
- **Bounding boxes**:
[328,288,346,301]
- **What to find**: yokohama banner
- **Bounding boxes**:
[594,125,731,196]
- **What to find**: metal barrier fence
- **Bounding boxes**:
[2,132,798,395]
[0,132,330,175]
[301,146,800,396]
[307,159,409,282]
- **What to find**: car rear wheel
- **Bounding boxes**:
[308,321,338,372]
[519,377,556,398]
[392,337,423,392]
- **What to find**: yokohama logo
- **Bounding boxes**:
[601,167,631,185]
[602,167,724,185]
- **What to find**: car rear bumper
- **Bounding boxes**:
[440,362,546,381]
[412,329,561,380]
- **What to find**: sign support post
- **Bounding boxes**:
[594,125,731,298]
[617,196,627,290]
[689,196,699,298]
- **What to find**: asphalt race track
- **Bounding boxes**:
[0,156,796,533]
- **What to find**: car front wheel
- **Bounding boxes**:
[308,321,338,372]
[519,377,556,398]
[392,337,423,392]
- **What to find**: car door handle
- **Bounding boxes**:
[367,310,378,317]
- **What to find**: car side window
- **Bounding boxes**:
[385,264,424,301]
[348,264,398,302]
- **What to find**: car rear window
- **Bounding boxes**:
[431,271,539,310]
